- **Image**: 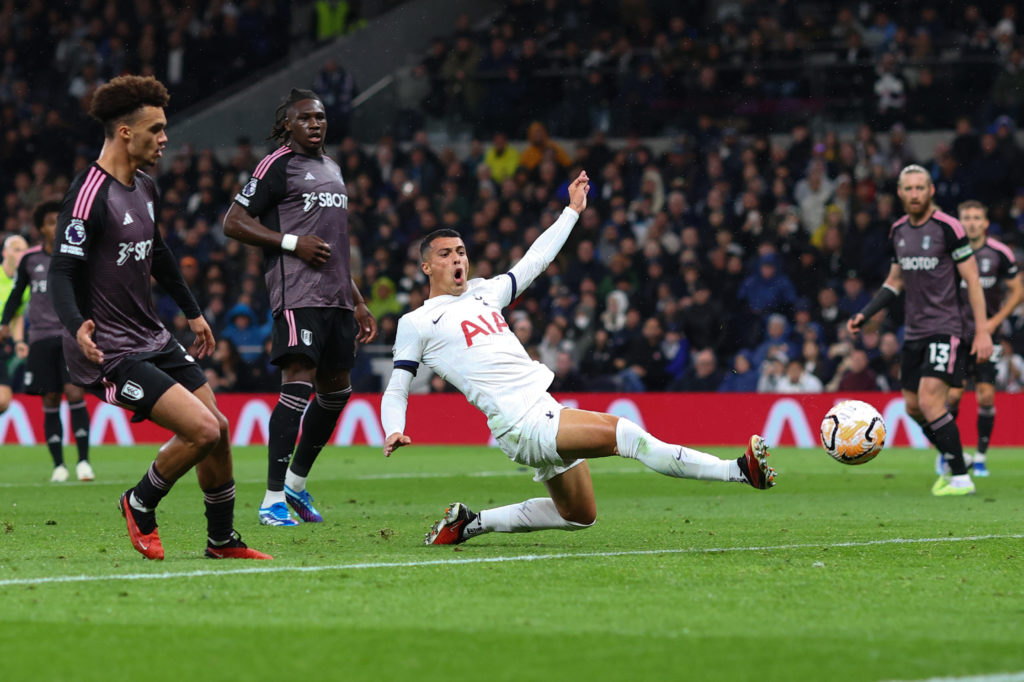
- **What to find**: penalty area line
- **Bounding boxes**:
[1,533,1021,588]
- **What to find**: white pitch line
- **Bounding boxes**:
[884,673,1024,682]
[0,468,647,489]
[1,533,1020,588]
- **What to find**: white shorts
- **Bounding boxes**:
[495,393,585,482]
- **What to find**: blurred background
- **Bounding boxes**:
[3,0,1024,397]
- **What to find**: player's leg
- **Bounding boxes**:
[260,353,314,526]
[285,309,357,522]
[919,376,973,494]
[64,383,93,480]
[115,380,219,560]
[189,383,271,559]
[556,409,772,487]
[40,391,67,480]
[973,381,995,476]
[426,462,597,545]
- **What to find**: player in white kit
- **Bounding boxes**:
[380,171,776,545]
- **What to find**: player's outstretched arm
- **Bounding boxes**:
[223,204,331,267]
[507,170,590,297]
[381,368,414,456]
[849,263,902,334]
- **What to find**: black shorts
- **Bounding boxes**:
[963,335,1000,386]
[24,336,70,395]
[270,307,356,370]
[83,339,207,422]
[901,334,967,391]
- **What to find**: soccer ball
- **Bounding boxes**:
[820,400,886,465]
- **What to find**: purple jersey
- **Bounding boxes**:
[889,209,973,341]
[959,236,1019,336]
[14,246,64,343]
[53,164,171,384]
[233,146,353,315]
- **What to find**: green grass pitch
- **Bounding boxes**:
[1,442,1022,682]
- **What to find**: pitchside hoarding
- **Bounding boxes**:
[2,392,1019,447]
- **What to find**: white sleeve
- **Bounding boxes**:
[381,369,414,436]
[382,315,424,436]
[505,207,579,302]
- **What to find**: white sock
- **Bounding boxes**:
[261,490,286,508]
[474,498,590,535]
[973,452,986,463]
[615,418,743,482]
[129,491,152,513]
[284,470,306,493]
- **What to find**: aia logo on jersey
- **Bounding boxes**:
[462,311,510,347]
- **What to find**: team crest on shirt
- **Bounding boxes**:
[242,179,258,197]
[981,258,991,273]
[301,329,313,345]
[65,219,86,245]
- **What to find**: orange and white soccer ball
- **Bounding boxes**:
[820,400,886,465]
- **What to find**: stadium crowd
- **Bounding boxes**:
[3,0,1024,395]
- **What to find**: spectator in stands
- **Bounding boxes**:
[519,121,572,171]
[549,350,587,392]
[719,351,759,392]
[738,253,797,317]
[220,303,272,364]
[441,31,482,126]
[313,58,358,142]
[775,358,825,393]
[207,338,255,392]
[669,348,724,392]
[830,348,880,391]
[615,316,669,391]
[483,131,519,183]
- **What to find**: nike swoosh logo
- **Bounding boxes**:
[138,539,149,550]
[432,312,445,324]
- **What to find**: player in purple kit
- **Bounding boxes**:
[223,88,377,527]
[47,75,270,560]
[848,165,992,496]
[1,201,93,483]
[944,200,1023,477]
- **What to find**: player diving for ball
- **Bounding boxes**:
[380,171,775,546]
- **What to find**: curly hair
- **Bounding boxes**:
[89,75,170,137]
[267,88,322,144]
[32,200,62,229]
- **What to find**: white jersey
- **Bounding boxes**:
[392,276,553,434]
[382,207,580,437]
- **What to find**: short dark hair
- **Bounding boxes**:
[89,75,170,137]
[268,88,323,143]
[32,200,62,229]
[419,228,462,262]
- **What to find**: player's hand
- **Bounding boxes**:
[76,320,103,364]
[0,324,8,343]
[294,235,331,267]
[567,170,589,213]
[354,302,378,343]
[14,340,28,359]
[187,316,216,359]
[384,432,412,457]
[972,330,994,363]
[846,313,865,335]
